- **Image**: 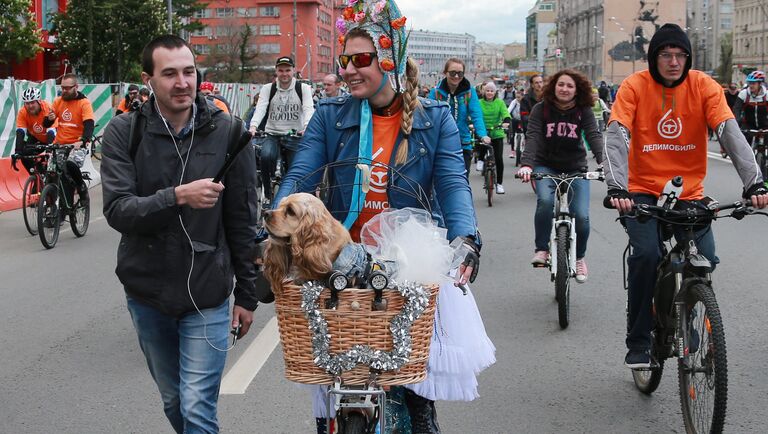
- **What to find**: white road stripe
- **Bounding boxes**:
[220,316,280,395]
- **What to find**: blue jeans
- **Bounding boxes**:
[624,195,718,351]
[258,135,298,200]
[533,166,591,258]
[127,297,229,434]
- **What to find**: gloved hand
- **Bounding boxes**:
[743,183,768,209]
[456,235,481,286]
[516,166,533,183]
[604,188,633,213]
[11,154,19,171]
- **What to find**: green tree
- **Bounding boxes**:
[200,21,263,83]
[0,0,42,65]
[51,0,204,82]
[717,33,732,84]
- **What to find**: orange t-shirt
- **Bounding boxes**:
[349,111,402,242]
[53,96,95,144]
[210,97,230,113]
[16,100,56,143]
[610,70,734,200]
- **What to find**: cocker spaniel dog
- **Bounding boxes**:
[263,193,352,294]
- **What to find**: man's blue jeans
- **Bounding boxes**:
[533,166,591,258]
[127,297,229,434]
[624,195,718,351]
[258,135,299,201]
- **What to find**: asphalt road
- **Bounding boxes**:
[1,144,767,433]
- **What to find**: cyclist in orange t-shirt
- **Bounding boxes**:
[52,73,94,204]
[604,24,768,369]
[14,88,57,174]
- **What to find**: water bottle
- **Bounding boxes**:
[657,176,683,209]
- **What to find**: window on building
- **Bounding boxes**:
[260,6,280,17]
[217,43,232,52]
[539,3,554,11]
[192,27,213,37]
[216,26,233,37]
[260,43,281,53]
[720,4,732,14]
[721,17,731,30]
[319,11,332,25]
[194,9,212,19]
[319,46,331,58]
[41,0,60,30]
[249,8,258,17]
[260,25,280,35]
[193,44,211,55]
[216,8,234,18]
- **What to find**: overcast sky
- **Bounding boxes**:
[396,0,536,44]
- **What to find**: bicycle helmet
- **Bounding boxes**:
[21,88,42,102]
[746,71,765,83]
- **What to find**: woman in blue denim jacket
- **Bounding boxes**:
[271,7,494,431]
[428,58,491,175]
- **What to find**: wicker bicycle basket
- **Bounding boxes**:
[275,282,440,386]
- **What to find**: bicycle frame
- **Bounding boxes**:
[548,180,577,281]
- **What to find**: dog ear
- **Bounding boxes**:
[291,208,334,280]
[263,240,290,295]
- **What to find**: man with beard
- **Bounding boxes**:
[115,84,141,115]
[53,73,94,204]
[14,87,57,174]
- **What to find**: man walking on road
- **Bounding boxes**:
[101,35,260,434]
[248,56,314,203]
[603,24,768,369]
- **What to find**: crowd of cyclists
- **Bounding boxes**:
[10,18,768,434]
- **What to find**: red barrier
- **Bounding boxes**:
[0,157,27,212]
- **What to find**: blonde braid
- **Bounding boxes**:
[396,57,422,165]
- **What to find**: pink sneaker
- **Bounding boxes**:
[531,251,549,266]
[575,258,588,283]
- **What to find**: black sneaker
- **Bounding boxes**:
[624,350,651,369]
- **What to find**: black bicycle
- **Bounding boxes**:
[35,145,90,249]
[743,129,768,180]
[12,146,50,236]
[90,133,104,161]
[253,130,301,225]
[615,194,766,433]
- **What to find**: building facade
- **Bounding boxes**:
[504,43,527,61]
[189,0,337,82]
[527,0,557,73]
[2,0,68,81]
[408,30,476,87]
[475,42,506,73]
[732,0,768,83]
[705,0,733,80]
[557,0,686,84]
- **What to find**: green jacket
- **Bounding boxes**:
[479,97,511,140]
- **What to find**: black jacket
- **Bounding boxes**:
[519,92,539,132]
[101,95,259,317]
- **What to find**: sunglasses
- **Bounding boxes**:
[338,52,377,69]
[447,71,464,78]
[61,85,77,90]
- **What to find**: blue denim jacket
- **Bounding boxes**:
[274,94,478,242]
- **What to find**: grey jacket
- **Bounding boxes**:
[101,95,260,317]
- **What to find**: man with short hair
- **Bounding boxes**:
[101,34,260,434]
[116,84,141,115]
[519,74,543,133]
[53,73,95,204]
[14,87,56,174]
[321,73,347,98]
[604,24,768,369]
[248,56,314,203]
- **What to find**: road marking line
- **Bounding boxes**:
[58,215,105,234]
[220,316,280,395]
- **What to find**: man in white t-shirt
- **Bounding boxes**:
[249,56,314,202]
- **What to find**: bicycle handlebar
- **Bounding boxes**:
[514,171,605,181]
[608,199,765,223]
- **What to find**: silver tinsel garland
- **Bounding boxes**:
[299,281,431,376]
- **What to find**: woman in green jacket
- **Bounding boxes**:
[478,82,512,193]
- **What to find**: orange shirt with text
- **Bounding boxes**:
[52,96,95,144]
[610,70,734,200]
[350,111,402,242]
[16,100,56,144]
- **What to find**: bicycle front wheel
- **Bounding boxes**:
[632,330,665,394]
[70,190,90,237]
[678,283,727,433]
[514,135,522,167]
[755,151,767,180]
[37,184,60,249]
[555,225,570,329]
[22,174,41,235]
[485,168,495,207]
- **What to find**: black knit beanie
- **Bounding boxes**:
[647,23,692,88]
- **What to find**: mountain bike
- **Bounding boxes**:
[12,146,50,236]
[743,129,768,180]
[516,170,604,328]
[477,140,497,207]
[36,145,90,249]
[615,196,766,433]
[90,133,103,161]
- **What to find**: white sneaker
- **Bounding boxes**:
[495,184,505,194]
[475,160,484,171]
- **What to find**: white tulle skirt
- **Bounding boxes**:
[404,275,496,401]
[305,273,495,417]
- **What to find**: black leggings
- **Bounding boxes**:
[477,138,505,184]
[462,149,473,178]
